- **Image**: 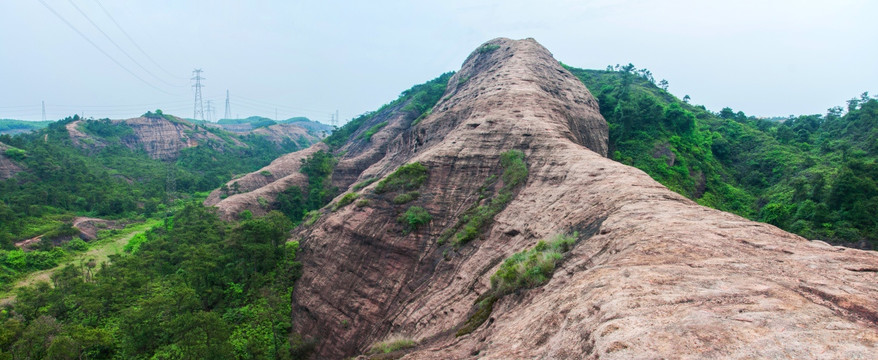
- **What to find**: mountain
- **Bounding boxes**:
[2,38,877,359]
[0,112,317,248]
[271,38,878,358]
[0,120,53,135]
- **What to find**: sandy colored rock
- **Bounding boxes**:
[206,143,329,220]
[285,38,878,359]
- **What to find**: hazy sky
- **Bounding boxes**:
[1,0,876,123]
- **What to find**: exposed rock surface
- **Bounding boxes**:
[251,123,319,146]
[0,142,23,180]
[205,142,329,220]
[119,117,226,160]
[284,38,878,359]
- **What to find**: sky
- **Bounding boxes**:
[1,0,876,123]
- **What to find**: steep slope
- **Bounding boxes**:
[287,38,878,359]
[0,142,23,180]
[205,142,328,219]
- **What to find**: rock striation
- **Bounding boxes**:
[248,38,878,358]
[205,143,329,220]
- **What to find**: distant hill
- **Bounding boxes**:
[0,119,53,135]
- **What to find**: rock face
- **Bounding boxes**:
[120,117,228,160]
[205,143,329,220]
[0,142,23,180]
[67,116,318,161]
[286,38,878,359]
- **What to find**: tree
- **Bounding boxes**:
[659,79,669,91]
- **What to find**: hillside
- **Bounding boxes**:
[565,65,878,248]
[274,38,878,358]
[0,120,53,135]
[0,112,315,267]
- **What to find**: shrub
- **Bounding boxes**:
[375,162,428,194]
[65,238,88,252]
[124,233,148,254]
[4,147,26,161]
[393,191,420,204]
[398,206,431,233]
[259,170,272,177]
[477,44,500,53]
[355,198,370,208]
[333,193,359,211]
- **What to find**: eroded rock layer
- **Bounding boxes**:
[289,38,878,359]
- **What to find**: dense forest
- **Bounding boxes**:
[566,63,878,248]
[0,114,312,289]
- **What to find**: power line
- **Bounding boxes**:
[91,0,183,80]
[36,0,178,96]
[66,0,183,88]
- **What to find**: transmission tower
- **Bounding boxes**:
[224,90,231,120]
[41,101,46,121]
[191,69,205,120]
[205,100,214,122]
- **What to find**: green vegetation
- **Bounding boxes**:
[302,210,321,226]
[0,204,311,359]
[457,233,578,337]
[566,64,878,248]
[0,113,313,291]
[275,150,338,223]
[0,119,53,134]
[392,191,420,204]
[323,72,453,150]
[355,198,370,208]
[374,162,428,194]
[477,44,500,53]
[359,121,388,141]
[352,178,378,191]
[440,150,528,245]
[368,337,416,354]
[490,233,577,294]
[398,206,432,233]
[333,192,359,211]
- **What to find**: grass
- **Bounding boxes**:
[303,210,321,226]
[439,150,527,245]
[355,198,370,208]
[490,233,577,295]
[0,218,162,303]
[392,191,419,204]
[333,193,359,211]
[359,121,388,141]
[456,232,578,337]
[368,336,417,354]
[374,162,428,194]
[352,178,378,191]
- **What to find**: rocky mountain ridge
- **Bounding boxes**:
[66,115,319,160]
[213,38,878,359]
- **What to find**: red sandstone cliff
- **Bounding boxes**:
[244,38,878,358]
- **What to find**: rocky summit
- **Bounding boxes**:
[260,38,878,358]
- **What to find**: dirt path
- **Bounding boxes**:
[0,219,160,305]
